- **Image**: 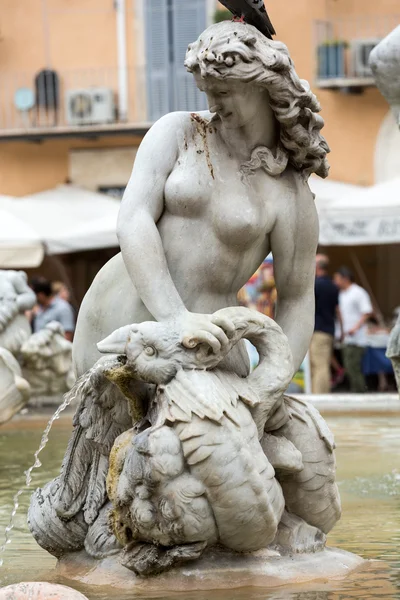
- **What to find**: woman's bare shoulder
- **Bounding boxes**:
[150,110,213,135]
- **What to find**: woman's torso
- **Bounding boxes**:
[73,112,305,373]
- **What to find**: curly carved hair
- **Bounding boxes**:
[185,21,330,180]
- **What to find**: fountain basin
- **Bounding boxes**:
[56,547,364,592]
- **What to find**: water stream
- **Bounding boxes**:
[0,391,75,565]
[0,412,398,599]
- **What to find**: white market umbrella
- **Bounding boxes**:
[0,196,44,268]
[317,177,400,246]
[309,175,364,209]
[7,185,120,254]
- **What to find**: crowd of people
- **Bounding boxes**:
[28,278,76,342]
[25,263,394,394]
[239,254,396,394]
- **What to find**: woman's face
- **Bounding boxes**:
[194,75,266,129]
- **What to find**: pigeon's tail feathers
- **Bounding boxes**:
[252,0,275,38]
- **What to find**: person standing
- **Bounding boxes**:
[334,266,373,393]
[31,279,75,342]
[310,254,341,394]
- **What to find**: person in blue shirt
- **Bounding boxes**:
[310,254,342,394]
[31,279,75,342]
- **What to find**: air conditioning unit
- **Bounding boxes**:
[351,39,381,77]
[65,88,115,126]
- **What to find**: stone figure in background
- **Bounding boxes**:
[0,270,36,423]
[370,27,400,394]
[21,322,74,398]
[29,21,347,584]
[0,270,36,355]
[0,348,30,425]
[0,270,75,419]
[387,314,400,395]
[370,25,400,128]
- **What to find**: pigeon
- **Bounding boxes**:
[219,0,275,39]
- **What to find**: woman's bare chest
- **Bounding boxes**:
[164,148,280,248]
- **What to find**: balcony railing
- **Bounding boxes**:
[0,66,150,139]
[314,14,400,90]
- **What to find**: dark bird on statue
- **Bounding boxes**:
[219,0,275,39]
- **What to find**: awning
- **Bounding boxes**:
[0,196,44,268]
[309,176,364,207]
[2,185,120,255]
[315,177,400,246]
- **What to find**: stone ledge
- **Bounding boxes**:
[56,547,364,592]
[298,393,399,413]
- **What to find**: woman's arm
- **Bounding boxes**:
[270,180,319,372]
[117,113,230,352]
[118,113,185,321]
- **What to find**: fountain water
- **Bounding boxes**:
[0,386,77,565]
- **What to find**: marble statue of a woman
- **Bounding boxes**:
[29,22,355,587]
[72,21,328,378]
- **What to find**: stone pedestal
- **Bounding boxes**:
[56,547,364,593]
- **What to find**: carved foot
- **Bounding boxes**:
[121,541,207,576]
[272,511,326,555]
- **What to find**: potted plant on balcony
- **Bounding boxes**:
[317,39,348,79]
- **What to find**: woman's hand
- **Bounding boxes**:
[178,311,236,368]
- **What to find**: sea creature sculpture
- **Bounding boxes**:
[0,270,36,355]
[29,307,341,576]
[21,321,75,397]
[0,348,30,425]
[0,270,36,423]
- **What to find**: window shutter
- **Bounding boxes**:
[144,0,171,121]
[171,0,207,112]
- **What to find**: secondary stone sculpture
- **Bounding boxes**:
[0,348,30,425]
[21,321,74,397]
[0,270,36,355]
[28,21,358,588]
[0,270,35,423]
[0,270,74,417]
[0,582,89,600]
[387,314,400,395]
[370,27,400,395]
[370,25,400,127]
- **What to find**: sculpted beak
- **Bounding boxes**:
[97,325,132,355]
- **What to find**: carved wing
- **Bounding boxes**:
[273,395,341,534]
[51,357,133,526]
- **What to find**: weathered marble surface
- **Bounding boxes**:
[0,270,75,418]
[56,547,364,592]
[21,321,74,397]
[29,307,341,577]
[0,582,88,600]
[370,25,400,127]
[0,348,30,425]
[0,270,35,423]
[29,20,351,586]
[387,313,400,395]
[370,27,400,395]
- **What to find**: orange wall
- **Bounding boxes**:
[0,0,398,194]
[267,1,396,185]
[0,0,138,71]
[0,136,142,196]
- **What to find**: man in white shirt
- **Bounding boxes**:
[334,267,373,393]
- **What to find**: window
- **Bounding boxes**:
[144,0,207,121]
